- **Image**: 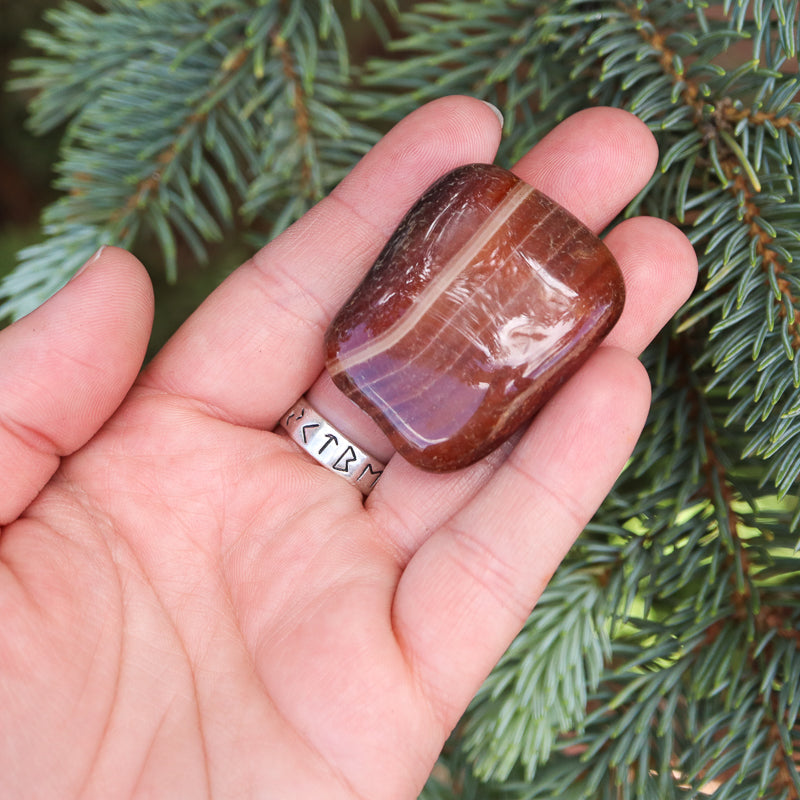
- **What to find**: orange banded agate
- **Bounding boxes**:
[324,163,625,472]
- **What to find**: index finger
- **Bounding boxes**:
[140,96,504,426]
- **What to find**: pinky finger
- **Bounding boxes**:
[392,346,650,729]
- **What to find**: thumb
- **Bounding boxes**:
[0,246,153,524]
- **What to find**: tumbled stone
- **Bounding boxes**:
[324,163,625,472]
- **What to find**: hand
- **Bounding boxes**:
[0,97,696,800]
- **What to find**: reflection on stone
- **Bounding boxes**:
[324,163,625,472]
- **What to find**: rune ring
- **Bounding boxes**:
[279,397,386,496]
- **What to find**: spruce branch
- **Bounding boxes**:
[602,1,800,495]
[7,1,800,798]
[3,0,389,319]
[460,567,613,783]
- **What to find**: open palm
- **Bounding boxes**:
[0,98,696,799]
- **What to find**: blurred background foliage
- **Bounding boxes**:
[0,0,395,354]
[0,0,226,354]
[0,1,61,266]
[2,2,800,799]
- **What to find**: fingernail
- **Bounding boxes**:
[90,244,107,263]
[481,100,504,129]
[71,245,106,281]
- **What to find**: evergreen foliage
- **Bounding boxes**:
[6,0,387,315]
[7,1,800,797]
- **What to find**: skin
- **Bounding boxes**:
[0,97,697,800]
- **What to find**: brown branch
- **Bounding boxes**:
[106,37,252,239]
[723,105,799,130]
[111,22,320,245]
[623,3,797,130]
[621,2,705,119]
[620,2,800,351]
[109,111,207,237]
[672,332,800,797]
[721,167,800,350]
[271,30,315,195]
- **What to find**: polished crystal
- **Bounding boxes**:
[324,163,625,471]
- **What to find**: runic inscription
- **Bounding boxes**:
[282,403,383,489]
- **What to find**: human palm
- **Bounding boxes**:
[0,98,696,799]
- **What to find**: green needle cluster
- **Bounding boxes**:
[7,2,800,798]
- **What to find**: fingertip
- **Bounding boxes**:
[590,105,659,175]
[68,245,155,359]
[558,105,660,179]
[532,345,652,466]
[29,244,155,423]
[595,344,653,424]
[603,216,699,354]
[661,217,700,307]
[399,94,505,163]
[72,244,155,308]
[512,106,659,229]
[479,99,505,130]
[336,95,504,225]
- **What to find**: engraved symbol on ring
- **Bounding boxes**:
[333,446,357,473]
[318,433,339,454]
[301,422,320,443]
[357,463,383,487]
[278,396,385,496]
[286,406,305,426]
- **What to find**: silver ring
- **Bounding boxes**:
[279,397,386,496]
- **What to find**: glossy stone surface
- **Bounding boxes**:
[324,163,625,472]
